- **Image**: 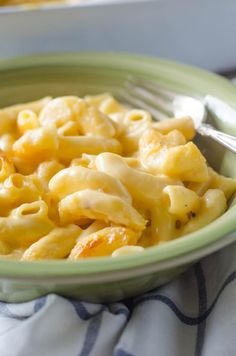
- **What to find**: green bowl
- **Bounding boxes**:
[0,52,236,303]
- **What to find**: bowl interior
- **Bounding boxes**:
[0,52,236,277]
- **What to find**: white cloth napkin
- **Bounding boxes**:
[0,239,236,356]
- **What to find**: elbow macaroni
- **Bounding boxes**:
[0,94,234,260]
[58,189,146,231]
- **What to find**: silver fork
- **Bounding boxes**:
[122,76,236,154]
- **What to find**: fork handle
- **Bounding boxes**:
[197,124,236,154]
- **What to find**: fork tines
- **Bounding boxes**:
[122,76,177,121]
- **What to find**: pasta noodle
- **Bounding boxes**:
[49,165,132,203]
[69,227,139,259]
[58,189,146,231]
[0,93,233,260]
[22,225,81,260]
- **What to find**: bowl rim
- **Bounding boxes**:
[0,51,236,278]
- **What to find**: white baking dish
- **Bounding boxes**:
[0,0,236,72]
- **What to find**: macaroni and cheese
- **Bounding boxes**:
[0,93,234,260]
